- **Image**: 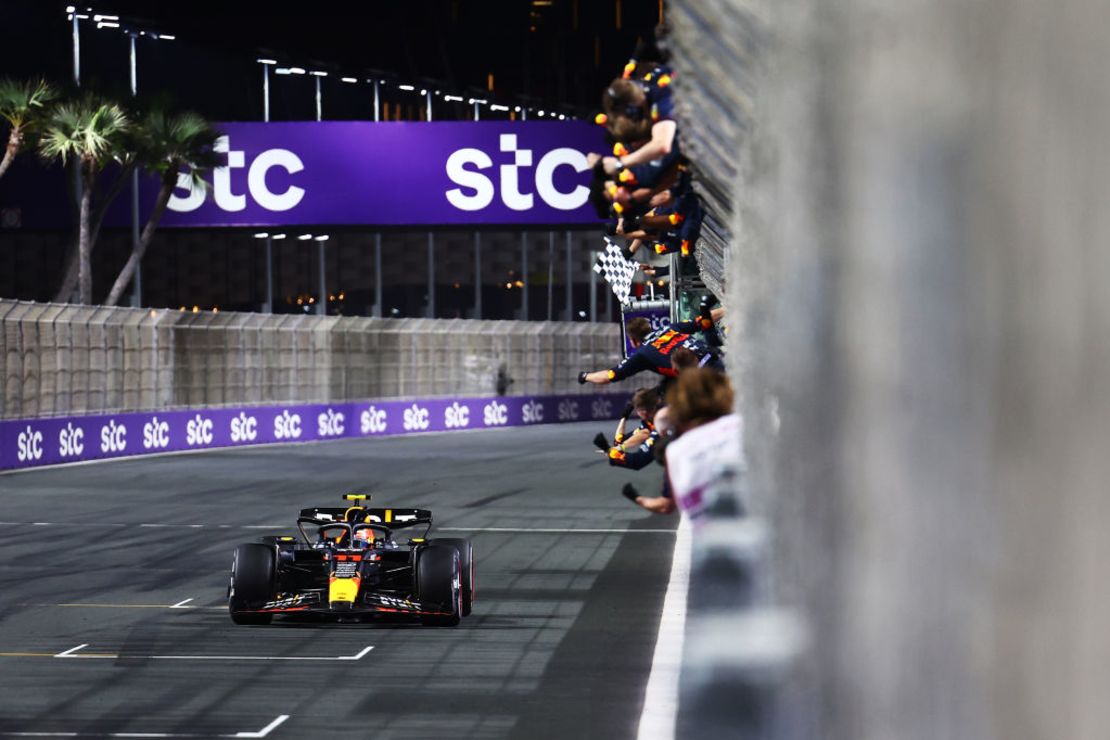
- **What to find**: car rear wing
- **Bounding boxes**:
[298,507,433,529]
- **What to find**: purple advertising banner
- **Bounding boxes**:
[0,392,629,472]
[100,120,607,228]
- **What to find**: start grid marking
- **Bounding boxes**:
[0,714,289,738]
[0,644,374,662]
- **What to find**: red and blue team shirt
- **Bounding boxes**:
[607,320,719,382]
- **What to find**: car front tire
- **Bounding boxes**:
[428,538,474,616]
[416,545,461,627]
[229,543,275,625]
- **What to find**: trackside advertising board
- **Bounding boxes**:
[113,120,607,228]
[0,392,628,472]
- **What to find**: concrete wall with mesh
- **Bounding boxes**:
[672,0,1110,738]
[1,300,619,420]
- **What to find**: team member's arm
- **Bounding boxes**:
[614,416,628,443]
[622,426,652,448]
[609,120,678,170]
[621,482,676,513]
[579,351,650,385]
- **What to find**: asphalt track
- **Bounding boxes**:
[0,422,675,739]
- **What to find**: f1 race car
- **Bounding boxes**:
[227,494,473,626]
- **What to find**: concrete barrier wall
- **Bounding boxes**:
[0,300,620,420]
[673,0,1110,738]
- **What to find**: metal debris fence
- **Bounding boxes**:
[1,300,619,420]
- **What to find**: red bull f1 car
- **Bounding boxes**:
[227,494,473,626]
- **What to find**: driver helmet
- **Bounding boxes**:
[352,528,375,547]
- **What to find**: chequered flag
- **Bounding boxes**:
[593,238,638,305]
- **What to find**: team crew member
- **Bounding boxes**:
[663,369,743,524]
[594,388,664,470]
[577,308,725,385]
[618,369,740,517]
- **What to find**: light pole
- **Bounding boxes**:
[423,87,434,318]
[473,98,481,319]
[372,79,382,318]
[521,233,529,321]
[257,58,276,313]
[589,249,597,322]
[68,8,83,305]
[310,71,327,315]
[68,7,82,85]
[547,231,554,321]
[128,29,141,307]
[564,231,573,321]
[275,66,324,315]
[311,70,326,121]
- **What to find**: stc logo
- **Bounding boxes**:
[591,398,613,419]
[522,400,544,424]
[318,408,345,437]
[100,419,127,453]
[558,399,579,422]
[403,404,430,432]
[143,417,170,450]
[444,402,470,429]
[360,406,388,435]
[482,401,508,427]
[17,425,43,462]
[58,423,84,458]
[168,135,304,213]
[446,135,589,212]
[186,414,214,446]
[274,410,302,440]
[230,412,258,443]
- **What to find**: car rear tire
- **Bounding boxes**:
[428,538,474,616]
[416,545,461,626]
[229,543,275,625]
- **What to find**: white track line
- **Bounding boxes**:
[337,645,375,661]
[52,644,373,662]
[234,715,289,738]
[636,515,691,740]
[0,714,290,739]
[0,521,676,534]
[168,599,194,609]
[53,644,88,658]
[439,527,677,534]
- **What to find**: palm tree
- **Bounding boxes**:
[105,111,221,306]
[0,77,57,181]
[39,96,129,304]
[52,127,141,303]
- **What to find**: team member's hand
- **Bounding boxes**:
[621,483,640,503]
[577,371,589,385]
[593,433,611,453]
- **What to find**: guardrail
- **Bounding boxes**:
[1,300,620,420]
[0,391,627,472]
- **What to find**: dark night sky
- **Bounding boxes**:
[1,0,664,121]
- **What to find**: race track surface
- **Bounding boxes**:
[0,423,675,739]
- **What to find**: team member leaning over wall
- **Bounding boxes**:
[594,386,665,470]
[619,369,739,518]
[576,307,725,386]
